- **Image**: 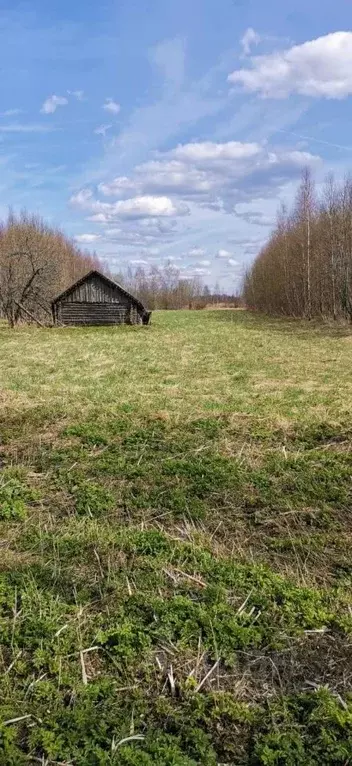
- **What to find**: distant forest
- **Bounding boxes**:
[115,265,241,311]
[244,169,352,321]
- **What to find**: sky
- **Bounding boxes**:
[1,1,352,290]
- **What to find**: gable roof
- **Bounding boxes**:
[52,270,146,312]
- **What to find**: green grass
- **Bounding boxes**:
[1,310,352,764]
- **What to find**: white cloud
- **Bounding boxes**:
[105,227,122,237]
[229,31,352,99]
[169,140,261,163]
[83,42,233,188]
[234,203,274,228]
[98,176,137,196]
[140,218,177,234]
[130,258,148,266]
[86,213,110,223]
[41,95,68,114]
[228,258,241,266]
[103,98,121,115]
[68,90,85,101]
[241,27,261,56]
[95,218,177,248]
[188,247,206,257]
[71,189,94,208]
[74,233,101,244]
[126,161,212,196]
[71,131,320,272]
[94,124,112,137]
[216,249,232,258]
[110,195,189,219]
[71,189,189,220]
[94,141,319,214]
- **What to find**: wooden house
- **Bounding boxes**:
[52,270,151,326]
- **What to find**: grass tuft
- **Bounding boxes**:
[0,311,352,763]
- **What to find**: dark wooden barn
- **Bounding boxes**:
[52,270,151,326]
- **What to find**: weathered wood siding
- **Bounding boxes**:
[64,274,131,305]
[53,271,148,326]
[57,303,130,325]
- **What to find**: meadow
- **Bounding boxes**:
[1,309,352,765]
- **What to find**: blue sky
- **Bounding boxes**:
[1,1,352,289]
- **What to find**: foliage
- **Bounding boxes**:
[0,471,37,520]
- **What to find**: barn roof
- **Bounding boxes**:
[52,270,146,312]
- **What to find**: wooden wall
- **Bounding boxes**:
[63,274,131,304]
[54,274,145,325]
[57,303,129,325]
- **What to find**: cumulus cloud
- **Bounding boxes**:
[71,189,189,221]
[109,195,189,219]
[241,27,261,56]
[98,176,137,196]
[105,227,122,237]
[91,217,178,248]
[101,163,212,197]
[71,189,94,208]
[94,140,320,214]
[169,140,261,163]
[74,233,101,244]
[86,213,110,223]
[41,95,68,114]
[216,249,233,258]
[228,31,352,99]
[139,217,177,232]
[188,247,206,257]
[71,135,320,266]
[228,258,241,267]
[103,98,121,115]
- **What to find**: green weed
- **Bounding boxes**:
[0,312,352,763]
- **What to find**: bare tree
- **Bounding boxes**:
[243,168,352,322]
[115,262,204,310]
[0,211,105,326]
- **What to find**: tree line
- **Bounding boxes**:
[243,169,352,321]
[0,209,241,326]
[114,264,203,310]
[114,265,241,310]
[0,211,103,326]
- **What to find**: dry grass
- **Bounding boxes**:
[1,311,352,764]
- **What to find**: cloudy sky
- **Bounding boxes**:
[1,1,352,289]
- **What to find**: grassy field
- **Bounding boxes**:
[1,310,352,765]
